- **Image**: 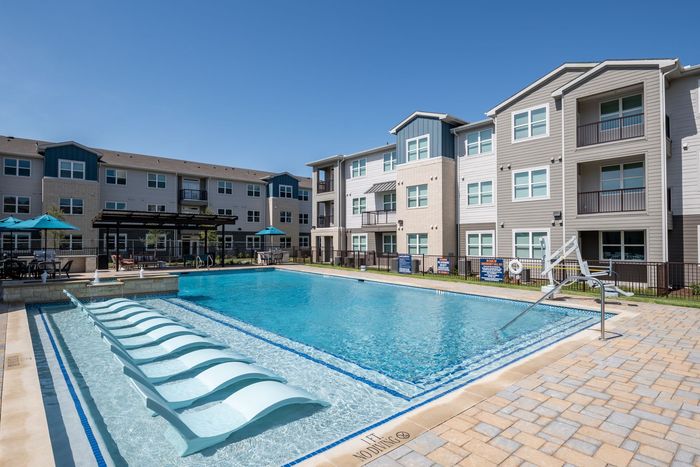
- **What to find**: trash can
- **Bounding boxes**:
[97,254,109,270]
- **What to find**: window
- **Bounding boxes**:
[351,159,366,178]
[467,181,493,206]
[4,158,31,177]
[298,189,309,201]
[601,162,644,190]
[246,235,261,250]
[383,193,396,211]
[299,236,310,248]
[247,210,260,222]
[352,197,366,215]
[299,213,309,224]
[601,231,645,261]
[351,234,367,252]
[406,135,429,161]
[513,105,548,141]
[279,184,293,198]
[105,201,127,210]
[147,204,166,212]
[247,184,261,197]
[383,151,397,172]
[61,234,83,250]
[382,233,397,254]
[3,195,30,214]
[514,231,548,258]
[105,168,127,185]
[59,198,83,215]
[2,233,30,251]
[104,233,127,251]
[218,180,233,194]
[280,211,292,223]
[147,173,166,189]
[146,234,167,251]
[513,168,548,200]
[407,233,428,254]
[218,235,233,249]
[466,129,493,155]
[600,94,643,129]
[407,184,428,208]
[280,237,292,248]
[466,232,494,257]
[217,208,233,216]
[59,160,85,179]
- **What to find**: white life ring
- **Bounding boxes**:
[508,259,523,275]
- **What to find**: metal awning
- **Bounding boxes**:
[365,181,396,194]
[92,210,238,229]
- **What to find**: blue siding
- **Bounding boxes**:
[266,173,299,198]
[396,117,457,164]
[43,144,100,180]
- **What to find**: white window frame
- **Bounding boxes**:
[600,161,645,191]
[405,134,430,162]
[351,159,367,178]
[217,180,233,194]
[465,128,493,156]
[4,158,31,177]
[466,231,495,257]
[59,198,83,215]
[352,197,366,215]
[2,232,31,251]
[466,180,493,207]
[382,233,397,254]
[599,230,646,261]
[383,151,397,172]
[299,213,309,224]
[280,236,292,249]
[299,236,310,248]
[105,201,127,210]
[298,189,309,201]
[59,159,86,180]
[407,184,428,209]
[382,192,396,211]
[60,234,83,250]
[279,184,293,198]
[147,204,166,212]
[105,168,127,185]
[104,233,127,251]
[511,104,549,142]
[147,172,166,189]
[407,233,428,255]
[247,210,260,223]
[599,93,644,124]
[3,195,30,214]
[512,229,550,259]
[246,235,262,250]
[146,233,167,251]
[351,233,368,252]
[217,208,233,216]
[247,184,261,197]
[280,211,292,223]
[512,166,550,202]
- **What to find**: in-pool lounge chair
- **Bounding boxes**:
[104,318,195,339]
[64,292,149,311]
[101,324,208,350]
[133,379,329,456]
[118,355,285,409]
[94,311,177,330]
[106,334,227,364]
[89,306,159,322]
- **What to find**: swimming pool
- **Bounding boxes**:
[31,268,605,466]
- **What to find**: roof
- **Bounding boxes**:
[365,181,396,194]
[306,143,396,167]
[451,118,494,134]
[38,141,103,158]
[551,59,678,97]
[486,63,599,117]
[92,210,238,229]
[389,111,467,135]
[305,154,344,167]
[0,135,310,185]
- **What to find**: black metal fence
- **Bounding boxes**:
[577,113,644,147]
[577,187,646,214]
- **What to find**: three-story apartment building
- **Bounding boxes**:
[309,58,700,266]
[0,137,311,254]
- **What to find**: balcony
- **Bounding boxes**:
[318,178,334,193]
[317,215,334,228]
[577,188,645,214]
[179,189,208,203]
[361,210,396,226]
[577,113,644,147]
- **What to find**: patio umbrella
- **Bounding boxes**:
[0,216,25,258]
[255,226,285,250]
[13,213,78,261]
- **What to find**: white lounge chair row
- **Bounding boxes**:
[63,291,329,456]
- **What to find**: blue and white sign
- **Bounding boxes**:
[437,257,450,275]
[480,258,504,282]
[398,254,412,274]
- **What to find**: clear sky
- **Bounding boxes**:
[2,0,698,175]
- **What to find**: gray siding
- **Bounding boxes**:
[0,154,44,219]
[458,222,497,256]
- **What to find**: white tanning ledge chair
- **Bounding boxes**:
[101,324,208,350]
[64,292,151,312]
[134,379,329,456]
[106,333,227,364]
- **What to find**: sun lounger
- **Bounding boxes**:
[118,355,284,409]
[134,379,329,456]
[106,334,227,364]
[96,311,177,330]
[105,318,194,339]
[113,348,254,383]
[102,324,208,350]
[88,306,158,322]
[63,291,147,311]
[86,302,155,316]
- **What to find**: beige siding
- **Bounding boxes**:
[455,125,497,227]
[344,149,395,229]
[43,178,101,246]
[0,154,44,219]
[458,222,497,256]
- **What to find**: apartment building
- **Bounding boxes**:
[0,137,311,254]
[308,58,700,265]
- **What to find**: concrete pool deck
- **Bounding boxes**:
[0,264,698,466]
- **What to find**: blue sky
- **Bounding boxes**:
[1,0,698,175]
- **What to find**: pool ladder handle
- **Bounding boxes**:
[499,275,611,341]
[195,255,215,269]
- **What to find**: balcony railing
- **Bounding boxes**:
[577,113,644,147]
[577,187,645,214]
[317,215,334,227]
[361,210,396,226]
[179,189,208,201]
[318,179,334,193]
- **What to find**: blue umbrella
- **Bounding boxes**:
[13,213,79,261]
[0,216,25,258]
[255,226,285,250]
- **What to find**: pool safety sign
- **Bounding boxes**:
[480,258,504,282]
[398,255,412,274]
[437,257,450,274]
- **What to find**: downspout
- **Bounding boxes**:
[561,94,566,248]
[660,61,679,262]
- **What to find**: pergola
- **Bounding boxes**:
[92,210,238,270]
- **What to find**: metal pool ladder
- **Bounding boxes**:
[499,275,609,340]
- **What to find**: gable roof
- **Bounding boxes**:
[389,111,467,135]
[486,63,598,117]
[37,141,103,158]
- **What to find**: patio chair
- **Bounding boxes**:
[111,254,135,270]
[58,260,73,279]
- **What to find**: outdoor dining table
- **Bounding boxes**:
[37,260,61,278]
